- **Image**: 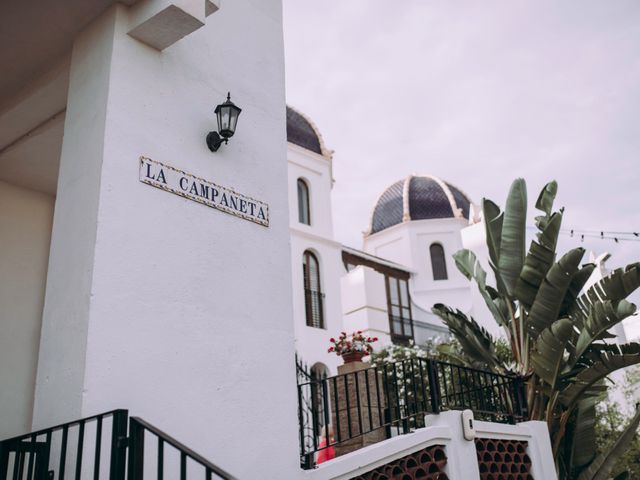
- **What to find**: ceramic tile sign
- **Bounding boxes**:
[139,156,269,227]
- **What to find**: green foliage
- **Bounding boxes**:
[590,401,640,480]
[370,336,465,367]
[430,178,640,479]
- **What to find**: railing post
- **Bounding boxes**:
[127,418,145,480]
[513,376,528,421]
[0,439,10,478]
[302,453,314,470]
[110,410,128,480]
[426,359,441,414]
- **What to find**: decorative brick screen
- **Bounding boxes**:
[475,438,533,480]
[350,444,448,480]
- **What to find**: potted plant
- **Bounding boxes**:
[328,331,378,363]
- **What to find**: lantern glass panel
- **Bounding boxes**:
[228,107,240,135]
[217,107,231,136]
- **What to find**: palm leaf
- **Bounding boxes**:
[558,343,640,408]
[572,300,637,365]
[560,263,596,317]
[497,178,527,296]
[535,180,558,219]
[483,198,502,266]
[515,211,562,310]
[432,304,502,371]
[453,249,509,327]
[577,405,640,480]
[527,248,585,340]
[482,198,507,294]
[531,318,573,388]
[571,263,640,331]
[571,396,598,470]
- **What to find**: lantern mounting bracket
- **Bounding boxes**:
[206,131,227,152]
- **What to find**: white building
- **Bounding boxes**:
[0,3,556,479]
[286,114,491,374]
[1,1,300,477]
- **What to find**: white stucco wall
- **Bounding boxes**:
[304,411,556,480]
[33,2,300,477]
[363,218,475,337]
[341,266,393,347]
[0,180,53,437]
[288,140,342,375]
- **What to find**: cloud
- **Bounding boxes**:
[284,0,640,332]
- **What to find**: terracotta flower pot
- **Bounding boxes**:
[341,351,367,364]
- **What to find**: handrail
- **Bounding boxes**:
[0,410,237,480]
[0,409,128,480]
[297,357,527,469]
[128,417,237,480]
[0,409,127,444]
[297,357,519,388]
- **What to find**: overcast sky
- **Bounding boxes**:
[283,1,640,338]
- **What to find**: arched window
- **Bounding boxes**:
[430,243,448,280]
[303,251,324,328]
[297,179,311,225]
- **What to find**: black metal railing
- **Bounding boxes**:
[0,409,127,480]
[297,358,527,469]
[0,409,236,480]
[128,417,236,480]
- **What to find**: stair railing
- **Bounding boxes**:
[0,410,236,480]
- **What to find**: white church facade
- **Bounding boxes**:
[286,107,495,375]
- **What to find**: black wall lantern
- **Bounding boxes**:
[206,92,242,152]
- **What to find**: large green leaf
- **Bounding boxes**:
[571,263,640,330]
[497,178,527,296]
[527,248,586,340]
[559,263,596,317]
[453,249,509,327]
[577,405,640,480]
[558,343,640,408]
[482,198,502,267]
[432,304,502,371]
[531,318,573,388]
[482,198,507,294]
[572,300,637,365]
[515,211,562,310]
[571,396,598,470]
[535,180,558,219]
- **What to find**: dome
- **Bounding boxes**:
[286,106,329,156]
[368,175,472,235]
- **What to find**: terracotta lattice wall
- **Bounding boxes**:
[475,438,533,480]
[350,444,448,480]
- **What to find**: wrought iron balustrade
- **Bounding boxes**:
[128,417,236,480]
[0,409,236,480]
[296,357,527,469]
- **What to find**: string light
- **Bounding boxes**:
[525,227,640,243]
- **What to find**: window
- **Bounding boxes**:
[430,243,448,280]
[303,251,324,328]
[385,276,414,344]
[297,179,310,225]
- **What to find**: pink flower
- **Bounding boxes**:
[329,338,335,343]
[328,346,334,353]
